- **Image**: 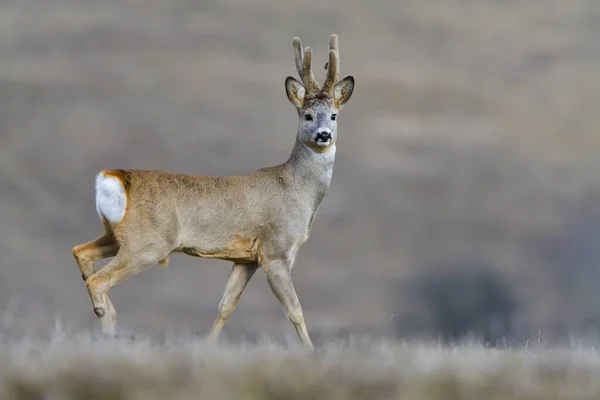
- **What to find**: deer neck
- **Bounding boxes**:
[284,138,336,195]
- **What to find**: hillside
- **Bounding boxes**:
[0,0,599,343]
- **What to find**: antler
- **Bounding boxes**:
[292,37,320,94]
[321,34,339,95]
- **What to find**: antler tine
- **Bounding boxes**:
[323,34,339,71]
[329,34,338,60]
[292,37,304,81]
[321,34,339,95]
[302,46,320,94]
[292,37,319,94]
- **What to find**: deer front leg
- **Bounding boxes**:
[206,262,258,344]
[262,258,313,349]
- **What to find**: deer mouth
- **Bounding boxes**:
[315,137,332,147]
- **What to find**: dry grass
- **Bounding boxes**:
[2,332,600,399]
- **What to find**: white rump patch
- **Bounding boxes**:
[95,172,127,224]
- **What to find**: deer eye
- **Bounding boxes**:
[331,114,337,121]
[304,114,313,121]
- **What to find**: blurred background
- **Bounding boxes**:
[0,0,599,345]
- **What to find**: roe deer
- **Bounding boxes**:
[72,34,354,348]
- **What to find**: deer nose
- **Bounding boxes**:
[316,131,331,141]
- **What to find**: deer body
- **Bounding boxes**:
[97,142,333,265]
[73,35,353,348]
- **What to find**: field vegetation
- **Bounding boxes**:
[2,332,600,399]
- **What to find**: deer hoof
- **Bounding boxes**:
[93,307,105,317]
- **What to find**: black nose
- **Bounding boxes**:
[316,131,331,141]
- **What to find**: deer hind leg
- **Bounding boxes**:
[72,233,118,281]
[206,262,258,344]
[85,245,170,335]
[262,258,314,349]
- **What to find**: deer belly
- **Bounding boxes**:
[178,236,258,263]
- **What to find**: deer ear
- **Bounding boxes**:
[285,76,305,109]
[333,76,354,108]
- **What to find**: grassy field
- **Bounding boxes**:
[2,333,600,399]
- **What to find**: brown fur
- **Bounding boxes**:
[101,169,131,192]
[158,257,169,266]
[179,236,259,263]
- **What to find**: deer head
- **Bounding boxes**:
[285,34,354,152]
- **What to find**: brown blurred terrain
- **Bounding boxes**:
[1,0,600,344]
